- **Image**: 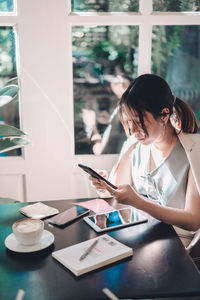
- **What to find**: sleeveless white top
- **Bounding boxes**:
[131,139,190,209]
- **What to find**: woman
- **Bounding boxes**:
[90,74,200,247]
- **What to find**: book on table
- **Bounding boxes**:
[52,234,133,276]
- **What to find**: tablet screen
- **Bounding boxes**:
[83,207,148,232]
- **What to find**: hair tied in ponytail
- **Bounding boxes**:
[173,95,176,106]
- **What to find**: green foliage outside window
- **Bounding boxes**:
[72,26,138,80]
[71,0,139,12]
[152,25,200,127]
[71,0,200,12]
[0,27,16,86]
[153,0,200,11]
[0,0,13,12]
[0,27,19,156]
[152,26,184,78]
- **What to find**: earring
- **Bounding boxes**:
[161,120,166,128]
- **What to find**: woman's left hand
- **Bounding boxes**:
[100,180,140,207]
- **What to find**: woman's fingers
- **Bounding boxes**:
[95,169,108,179]
[89,169,108,189]
[100,180,117,196]
[100,182,131,200]
[89,175,105,190]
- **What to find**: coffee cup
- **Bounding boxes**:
[12,218,44,246]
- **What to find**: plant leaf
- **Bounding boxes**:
[0,95,13,107]
[0,84,18,97]
[0,137,29,154]
[0,124,26,136]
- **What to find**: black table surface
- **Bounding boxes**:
[1,199,200,300]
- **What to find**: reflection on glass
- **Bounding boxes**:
[0,27,20,156]
[153,0,200,12]
[88,207,145,230]
[0,0,14,12]
[72,25,138,155]
[71,0,139,12]
[152,25,200,129]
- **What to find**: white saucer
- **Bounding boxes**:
[5,230,55,253]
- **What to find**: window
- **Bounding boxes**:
[71,0,139,12]
[73,25,138,154]
[152,25,200,124]
[153,0,200,12]
[0,6,20,156]
[71,0,200,156]
[0,0,14,12]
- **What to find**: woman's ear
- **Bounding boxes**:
[160,108,170,125]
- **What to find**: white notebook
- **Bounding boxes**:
[52,234,133,276]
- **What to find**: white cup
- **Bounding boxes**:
[12,218,44,246]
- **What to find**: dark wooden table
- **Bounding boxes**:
[1,199,200,300]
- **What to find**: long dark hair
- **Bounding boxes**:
[119,74,198,136]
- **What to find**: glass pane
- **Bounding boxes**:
[0,0,14,12]
[153,0,200,12]
[73,25,138,155]
[0,26,20,156]
[71,0,139,12]
[152,25,200,129]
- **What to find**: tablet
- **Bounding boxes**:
[83,207,148,232]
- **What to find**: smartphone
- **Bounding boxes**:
[78,163,117,190]
[47,206,90,226]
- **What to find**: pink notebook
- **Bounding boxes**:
[74,199,115,214]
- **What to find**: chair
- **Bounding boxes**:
[186,228,200,271]
[186,228,200,252]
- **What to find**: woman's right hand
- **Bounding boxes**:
[89,169,113,198]
[89,169,108,191]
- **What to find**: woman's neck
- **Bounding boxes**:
[152,125,177,158]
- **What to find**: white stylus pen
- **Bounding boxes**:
[79,239,98,261]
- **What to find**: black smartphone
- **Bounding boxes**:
[78,163,117,190]
[47,206,90,226]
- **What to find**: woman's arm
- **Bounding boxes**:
[100,168,200,231]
